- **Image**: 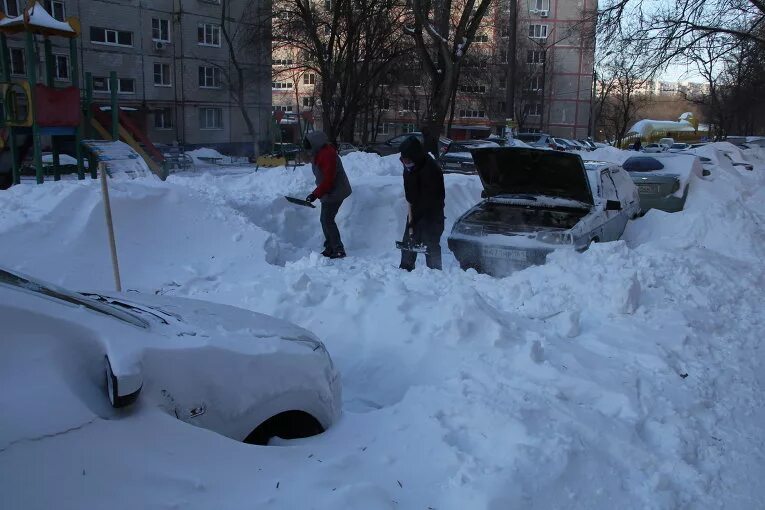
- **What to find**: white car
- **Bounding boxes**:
[0,267,341,445]
[642,143,667,153]
[447,148,640,275]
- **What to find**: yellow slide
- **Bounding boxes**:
[90,118,163,177]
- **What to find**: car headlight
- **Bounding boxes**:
[671,178,681,193]
[536,231,573,245]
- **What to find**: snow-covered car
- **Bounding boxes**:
[642,143,667,153]
[622,154,702,213]
[721,151,754,171]
[668,143,690,152]
[439,140,500,174]
[447,148,640,275]
[514,132,554,148]
[0,267,341,445]
[337,142,359,156]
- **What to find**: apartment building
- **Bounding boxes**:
[1,0,271,155]
[271,0,595,142]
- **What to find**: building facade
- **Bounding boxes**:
[271,0,596,143]
[2,0,271,155]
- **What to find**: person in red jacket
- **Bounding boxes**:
[304,131,353,258]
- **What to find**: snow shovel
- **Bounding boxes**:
[285,196,316,208]
[395,240,428,253]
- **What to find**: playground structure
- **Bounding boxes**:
[0,2,166,186]
[255,110,314,169]
[621,112,710,148]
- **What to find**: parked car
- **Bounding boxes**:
[439,140,500,174]
[514,132,554,148]
[0,266,341,445]
[721,151,754,171]
[622,155,698,212]
[668,143,690,152]
[447,148,640,275]
[658,137,675,150]
[552,137,580,151]
[642,143,667,153]
[578,139,597,151]
[365,133,451,157]
[337,142,359,156]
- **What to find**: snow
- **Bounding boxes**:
[0,1,76,33]
[42,153,78,165]
[187,147,228,166]
[1,145,765,509]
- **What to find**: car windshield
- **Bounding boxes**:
[0,269,148,329]
[623,156,665,172]
[671,144,686,149]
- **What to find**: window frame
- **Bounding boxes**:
[154,108,174,130]
[199,107,224,130]
[3,0,19,17]
[152,18,171,43]
[153,62,172,87]
[90,26,134,47]
[198,66,222,89]
[93,76,136,94]
[528,24,549,39]
[54,54,69,81]
[9,47,25,76]
[197,23,222,47]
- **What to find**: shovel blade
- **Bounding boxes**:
[285,196,316,208]
[396,241,428,253]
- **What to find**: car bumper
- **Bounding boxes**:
[448,236,555,276]
[638,186,689,213]
[441,162,476,174]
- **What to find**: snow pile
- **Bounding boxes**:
[187,147,229,166]
[1,148,765,509]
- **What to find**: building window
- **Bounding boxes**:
[90,27,133,47]
[527,50,546,64]
[402,99,418,111]
[43,1,65,21]
[458,84,487,93]
[9,47,24,75]
[529,0,550,13]
[154,108,173,129]
[198,66,222,88]
[273,105,293,112]
[152,18,171,42]
[379,123,390,135]
[3,0,19,17]
[54,54,69,80]
[402,123,416,133]
[458,109,485,118]
[197,23,221,47]
[272,58,294,66]
[199,107,223,130]
[524,102,542,116]
[324,0,332,9]
[529,24,548,39]
[302,96,315,107]
[272,81,293,90]
[527,75,543,91]
[474,34,489,43]
[303,73,316,85]
[93,76,135,94]
[153,63,172,87]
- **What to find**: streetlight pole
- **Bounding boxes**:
[504,0,518,131]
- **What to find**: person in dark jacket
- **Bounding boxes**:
[398,135,445,271]
[304,130,353,258]
[634,138,642,151]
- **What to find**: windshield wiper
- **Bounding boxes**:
[81,293,170,325]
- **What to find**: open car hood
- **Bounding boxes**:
[471,147,593,204]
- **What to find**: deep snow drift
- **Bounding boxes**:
[1,145,764,509]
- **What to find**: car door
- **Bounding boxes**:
[610,167,640,218]
[599,170,628,240]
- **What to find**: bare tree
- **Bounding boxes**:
[404,0,493,154]
[597,57,650,145]
[267,0,409,142]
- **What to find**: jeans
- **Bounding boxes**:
[399,215,444,271]
[320,199,345,252]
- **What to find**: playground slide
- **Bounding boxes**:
[91,106,165,177]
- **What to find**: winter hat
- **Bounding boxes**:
[399,136,427,165]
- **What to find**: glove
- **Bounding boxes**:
[306,193,317,203]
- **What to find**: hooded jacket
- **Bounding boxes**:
[305,131,352,203]
[399,136,445,223]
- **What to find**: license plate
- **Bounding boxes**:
[637,184,656,193]
[482,246,527,261]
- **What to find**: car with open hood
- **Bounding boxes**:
[0,267,341,446]
[447,148,640,275]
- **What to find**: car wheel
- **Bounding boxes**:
[244,410,324,446]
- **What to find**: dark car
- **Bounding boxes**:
[439,140,500,174]
[448,148,640,276]
[365,132,451,157]
[515,133,554,148]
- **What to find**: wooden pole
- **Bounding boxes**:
[99,162,122,292]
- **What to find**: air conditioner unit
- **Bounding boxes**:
[154,41,166,50]
[539,10,549,17]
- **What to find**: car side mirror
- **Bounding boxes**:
[105,356,142,408]
[605,200,622,211]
